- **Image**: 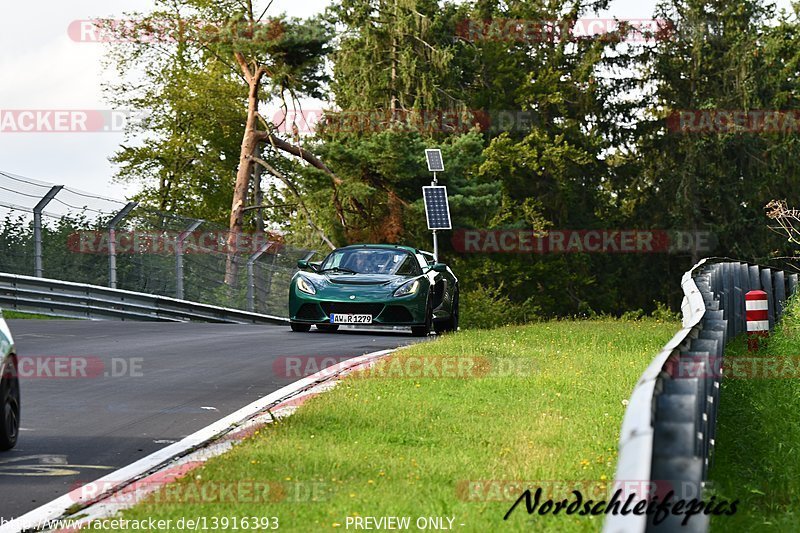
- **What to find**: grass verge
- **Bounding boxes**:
[109,319,678,532]
[3,310,66,320]
[710,295,800,531]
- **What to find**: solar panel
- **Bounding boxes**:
[423,186,452,230]
[425,149,445,172]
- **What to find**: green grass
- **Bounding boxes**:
[107,319,678,532]
[710,295,800,531]
[2,310,67,320]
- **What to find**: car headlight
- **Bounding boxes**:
[393,279,420,297]
[296,276,316,295]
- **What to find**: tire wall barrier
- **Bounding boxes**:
[604,258,798,533]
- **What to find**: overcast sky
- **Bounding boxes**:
[0,0,793,200]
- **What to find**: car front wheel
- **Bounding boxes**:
[290,322,312,332]
[411,298,432,337]
[0,358,20,451]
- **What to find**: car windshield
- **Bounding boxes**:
[320,249,420,276]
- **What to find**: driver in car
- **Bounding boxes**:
[351,253,372,273]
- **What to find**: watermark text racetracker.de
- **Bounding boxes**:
[70,479,328,505]
[8,356,143,379]
[452,229,715,254]
[272,355,535,380]
[667,109,800,134]
[271,108,538,135]
[68,231,283,255]
[0,516,279,531]
[667,355,800,379]
[0,110,147,133]
[456,18,672,43]
[68,17,286,45]
[459,479,674,503]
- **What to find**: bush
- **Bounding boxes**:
[460,283,539,329]
[620,308,645,321]
[617,302,680,322]
[651,300,681,322]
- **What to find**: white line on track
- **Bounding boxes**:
[0,348,400,533]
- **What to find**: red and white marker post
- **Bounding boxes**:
[745,290,769,352]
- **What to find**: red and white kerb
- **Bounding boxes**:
[746,290,769,351]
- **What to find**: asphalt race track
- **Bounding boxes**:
[0,320,419,519]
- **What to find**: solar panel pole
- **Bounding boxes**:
[424,149,444,263]
[431,174,439,262]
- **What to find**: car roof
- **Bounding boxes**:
[335,244,423,254]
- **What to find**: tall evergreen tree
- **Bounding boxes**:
[628,0,799,262]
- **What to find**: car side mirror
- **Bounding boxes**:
[297,260,312,270]
[430,263,448,273]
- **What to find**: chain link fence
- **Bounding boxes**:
[0,171,313,318]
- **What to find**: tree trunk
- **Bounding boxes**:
[252,144,265,234]
[225,58,265,286]
[390,0,399,120]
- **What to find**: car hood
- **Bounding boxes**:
[297,272,416,293]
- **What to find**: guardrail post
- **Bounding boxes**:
[774,270,787,319]
[748,265,761,291]
[33,185,63,277]
[247,242,275,313]
[176,219,203,300]
[760,268,775,329]
[107,202,138,289]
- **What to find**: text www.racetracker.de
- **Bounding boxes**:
[0,516,281,530]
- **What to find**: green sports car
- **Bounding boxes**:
[289,244,459,336]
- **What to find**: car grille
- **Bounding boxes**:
[320,302,385,316]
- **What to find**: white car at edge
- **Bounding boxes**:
[0,311,19,450]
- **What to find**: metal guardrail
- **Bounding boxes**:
[0,171,315,318]
[605,258,798,533]
[0,272,288,325]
